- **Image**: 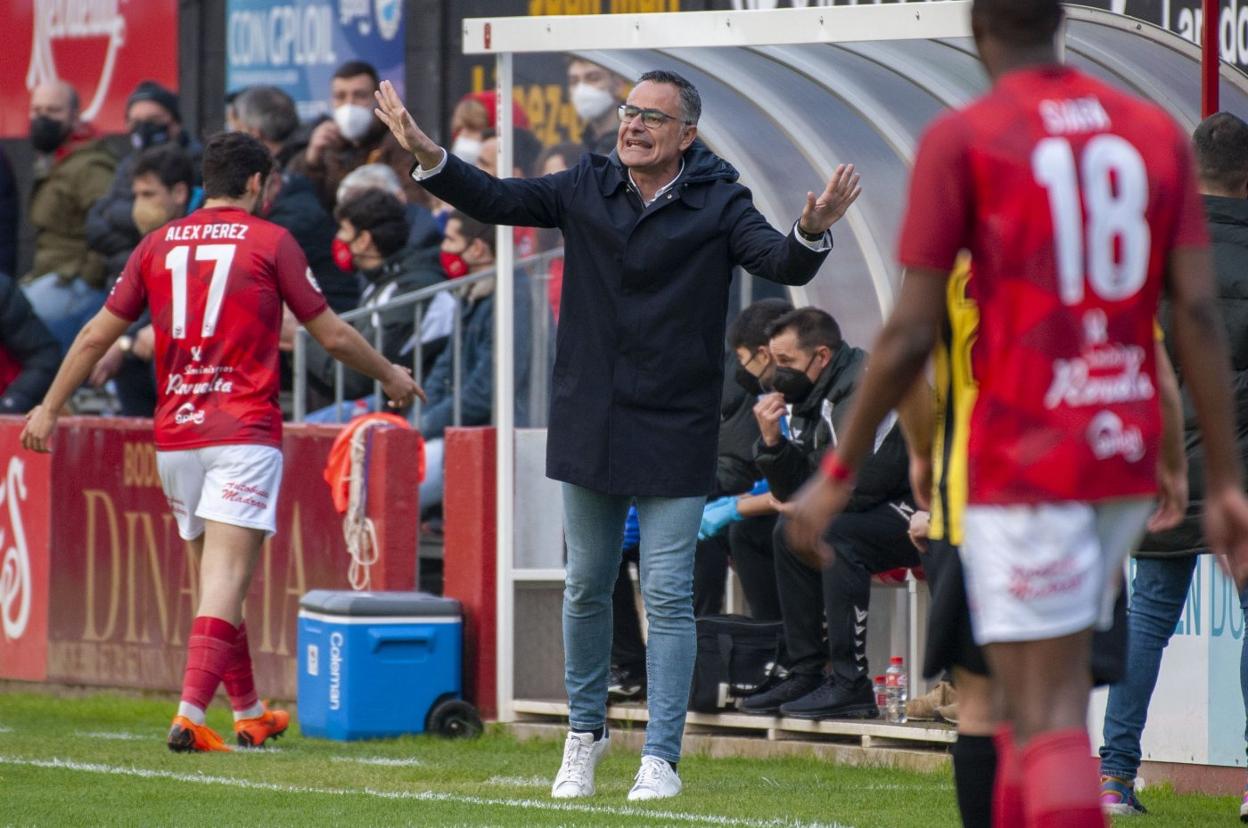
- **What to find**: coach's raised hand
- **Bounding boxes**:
[374,80,443,170]
[797,163,862,237]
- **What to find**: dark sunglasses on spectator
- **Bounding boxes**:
[617,104,691,129]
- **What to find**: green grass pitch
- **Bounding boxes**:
[0,690,1238,826]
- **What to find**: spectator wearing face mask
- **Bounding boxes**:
[87,144,201,416]
[566,58,630,155]
[337,163,443,264]
[84,82,201,293]
[289,61,430,212]
[232,85,358,314]
[303,189,447,418]
[446,91,532,168]
[23,80,117,351]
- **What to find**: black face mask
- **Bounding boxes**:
[771,354,821,404]
[130,120,172,151]
[734,364,763,396]
[29,116,68,153]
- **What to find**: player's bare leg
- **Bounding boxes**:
[986,631,1100,828]
[170,521,287,751]
[949,668,999,828]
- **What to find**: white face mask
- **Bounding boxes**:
[570,83,615,123]
[333,104,374,142]
[451,135,483,165]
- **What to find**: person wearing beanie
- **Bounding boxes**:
[85,80,203,289]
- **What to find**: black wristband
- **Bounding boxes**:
[796,223,824,243]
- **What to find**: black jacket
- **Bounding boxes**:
[306,245,445,400]
[754,344,910,509]
[1141,195,1248,557]
[715,359,766,498]
[85,135,203,285]
[418,141,828,496]
[0,146,17,278]
[266,172,359,313]
[0,273,59,414]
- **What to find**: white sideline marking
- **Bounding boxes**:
[84,731,149,741]
[0,725,12,733]
[0,755,849,828]
[331,756,425,767]
[485,775,548,787]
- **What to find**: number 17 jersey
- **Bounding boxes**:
[898,66,1209,505]
[106,206,329,450]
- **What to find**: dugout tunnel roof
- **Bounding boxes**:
[567,6,1248,346]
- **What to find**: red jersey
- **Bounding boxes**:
[898,66,1208,505]
[106,206,329,450]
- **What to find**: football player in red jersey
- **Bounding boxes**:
[21,132,424,752]
[785,1,1248,825]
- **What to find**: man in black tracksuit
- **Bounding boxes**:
[741,307,916,719]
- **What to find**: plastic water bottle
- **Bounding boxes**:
[873,675,887,717]
[884,656,908,723]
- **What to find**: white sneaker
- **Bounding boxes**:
[627,755,682,801]
[550,730,610,798]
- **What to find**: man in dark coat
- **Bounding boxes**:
[737,307,915,720]
[0,272,59,414]
[234,85,360,313]
[1097,111,1248,816]
[0,146,18,279]
[375,69,860,801]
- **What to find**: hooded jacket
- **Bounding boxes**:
[753,344,910,510]
[1140,195,1248,557]
[305,243,445,401]
[417,140,829,496]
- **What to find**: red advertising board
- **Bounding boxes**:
[0,1,179,138]
[0,418,52,682]
[15,417,419,699]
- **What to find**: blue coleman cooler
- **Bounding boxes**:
[297,590,481,740]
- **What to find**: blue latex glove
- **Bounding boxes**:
[748,478,770,496]
[699,496,741,540]
[622,505,640,550]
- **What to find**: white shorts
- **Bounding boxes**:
[961,499,1152,645]
[156,444,284,540]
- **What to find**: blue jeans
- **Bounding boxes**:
[1100,555,1248,779]
[419,437,444,514]
[22,273,107,354]
[561,483,703,764]
[304,397,378,424]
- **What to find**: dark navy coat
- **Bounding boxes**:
[418,141,828,497]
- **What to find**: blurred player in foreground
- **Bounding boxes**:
[784,1,1248,825]
[22,132,423,752]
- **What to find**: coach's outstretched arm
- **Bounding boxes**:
[303,309,426,408]
[20,307,132,452]
[374,80,563,229]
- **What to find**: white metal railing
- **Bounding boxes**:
[291,247,562,425]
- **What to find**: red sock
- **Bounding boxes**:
[180,616,237,711]
[993,726,1024,827]
[222,621,259,712]
[1021,728,1105,828]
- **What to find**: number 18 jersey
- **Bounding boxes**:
[106,206,329,450]
[898,66,1209,505]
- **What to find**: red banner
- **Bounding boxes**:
[0,419,52,682]
[0,416,421,699]
[0,1,179,139]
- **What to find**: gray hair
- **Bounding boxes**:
[337,163,405,206]
[235,85,299,144]
[637,69,701,125]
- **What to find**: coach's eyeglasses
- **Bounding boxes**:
[617,104,692,130]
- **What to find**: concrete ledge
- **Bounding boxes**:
[507,720,952,773]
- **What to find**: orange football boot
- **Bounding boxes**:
[233,703,290,748]
[167,716,232,753]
